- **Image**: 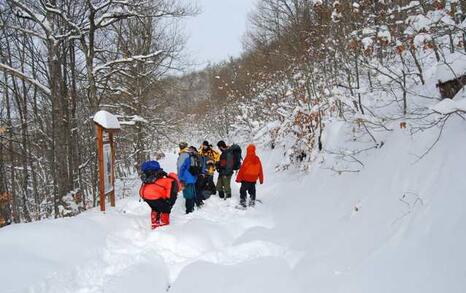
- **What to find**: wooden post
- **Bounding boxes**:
[96,124,106,212]
[109,133,116,207]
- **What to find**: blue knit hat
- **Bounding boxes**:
[141,160,161,173]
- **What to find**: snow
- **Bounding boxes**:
[2,115,466,292]
[362,37,373,49]
[93,110,121,130]
[435,52,466,83]
[431,88,466,114]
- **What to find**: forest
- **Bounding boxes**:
[1,0,465,225]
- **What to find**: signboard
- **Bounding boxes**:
[103,143,113,194]
[94,110,120,212]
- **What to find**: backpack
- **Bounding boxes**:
[230,144,242,171]
[188,153,203,176]
[166,175,179,205]
[140,174,179,205]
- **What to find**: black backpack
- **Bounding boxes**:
[230,144,242,171]
[188,153,203,176]
[166,175,179,205]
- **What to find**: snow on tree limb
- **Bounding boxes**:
[93,50,163,74]
[0,63,50,95]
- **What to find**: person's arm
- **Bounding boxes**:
[236,163,244,183]
[176,155,183,174]
[179,157,189,183]
[177,153,187,174]
[139,184,145,199]
[226,151,234,173]
[213,150,220,162]
[216,153,225,171]
[258,159,264,184]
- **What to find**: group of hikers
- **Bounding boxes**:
[139,140,264,229]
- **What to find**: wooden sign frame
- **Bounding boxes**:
[96,124,118,212]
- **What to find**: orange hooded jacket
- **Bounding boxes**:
[236,144,264,184]
[139,172,180,201]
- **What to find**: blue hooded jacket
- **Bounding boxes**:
[179,155,197,184]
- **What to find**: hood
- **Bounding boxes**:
[246,144,256,156]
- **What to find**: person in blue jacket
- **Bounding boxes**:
[178,146,198,214]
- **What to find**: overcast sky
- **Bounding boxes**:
[184,0,257,68]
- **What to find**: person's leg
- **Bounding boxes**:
[195,177,204,207]
[185,196,195,213]
[216,175,225,198]
[145,200,161,229]
[159,200,172,226]
[208,175,216,196]
[183,185,195,214]
[224,175,232,198]
[239,182,247,207]
[248,183,257,206]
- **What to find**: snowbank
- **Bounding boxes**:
[431,88,466,114]
[436,52,466,83]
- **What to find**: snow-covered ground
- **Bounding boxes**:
[1,116,466,293]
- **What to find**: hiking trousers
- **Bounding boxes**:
[240,181,256,206]
[216,175,232,198]
[144,199,172,213]
[183,184,196,214]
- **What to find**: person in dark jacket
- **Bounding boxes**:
[197,140,219,200]
[189,146,205,208]
[216,140,234,199]
[179,146,198,213]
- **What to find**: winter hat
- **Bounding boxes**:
[188,146,197,153]
[179,142,188,149]
[217,140,227,149]
[247,144,256,155]
[141,161,161,173]
[202,140,210,147]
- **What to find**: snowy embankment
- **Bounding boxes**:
[1,117,466,293]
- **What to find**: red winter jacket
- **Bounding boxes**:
[139,173,180,200]
[236,144,264,184]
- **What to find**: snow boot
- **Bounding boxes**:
[248,200,255,207]
[151,211,160,229]
[218,191,225,199]
[160,213,170,227]
[240,199,247,208]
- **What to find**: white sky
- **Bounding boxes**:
[185,0,257,68]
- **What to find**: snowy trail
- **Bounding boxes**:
[75,196,303,293]
[2,120,466,293]
[0,153,303,293]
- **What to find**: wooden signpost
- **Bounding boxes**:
[93,111,121,212]
[0,192,11,227]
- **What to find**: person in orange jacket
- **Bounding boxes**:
[139,161,180,229]
[235,144,264,208]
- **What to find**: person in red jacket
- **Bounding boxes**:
[139,161,180,229]
[235,144,264,208]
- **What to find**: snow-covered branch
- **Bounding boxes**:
[0,63,50,95]
[93,51,163,74]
